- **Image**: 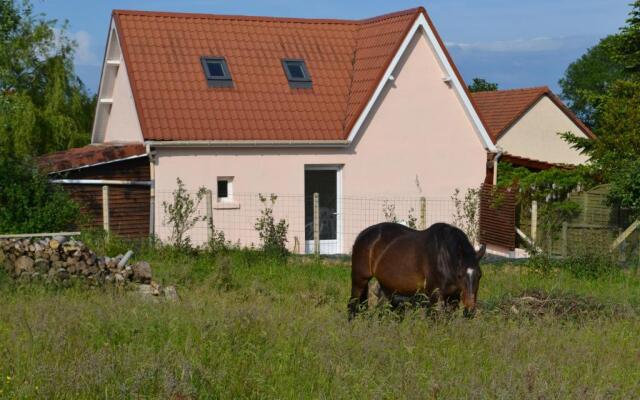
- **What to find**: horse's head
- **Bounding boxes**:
[457,244,485,316]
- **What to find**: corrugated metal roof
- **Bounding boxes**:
[38,144,147,173]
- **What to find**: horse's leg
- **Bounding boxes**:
[444,292,461,312]
[425,287,446,316]
[348,274,370,320]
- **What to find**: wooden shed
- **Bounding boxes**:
[38,144,152,238]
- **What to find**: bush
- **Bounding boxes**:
[207,223,233,254]
[451,187,480,244]
[162,178,207,251]
[527,247,620,280]
[563,251,619,279]
[382,201,418,229]
[0,157,80,233]
[254,194,289,256]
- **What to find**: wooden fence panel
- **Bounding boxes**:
[65,185,150,239]
[479,184,516,250]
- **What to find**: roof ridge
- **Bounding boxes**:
[112,7,422,26]
[472,86,550,95]
[357,7,424,25]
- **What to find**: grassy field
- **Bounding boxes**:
[1,246,640,399]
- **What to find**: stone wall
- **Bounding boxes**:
[0,235,178,299]
[0,236,151,285]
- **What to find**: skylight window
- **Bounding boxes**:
[282,59,312,88]
[201,56,233,87]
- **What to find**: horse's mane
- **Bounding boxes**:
[426,223,476,281]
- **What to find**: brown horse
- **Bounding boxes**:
[349,222,485,319]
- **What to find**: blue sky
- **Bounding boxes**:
[33,0,631,94]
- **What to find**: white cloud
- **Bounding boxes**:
[71,30,99,66]
[446,36,582,53]
[52,28,99,66]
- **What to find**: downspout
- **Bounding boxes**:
[492,149,504,185]
[146,143,155,238]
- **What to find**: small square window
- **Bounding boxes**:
[201,57,233,88]
[217,177,233,202]
[282,59,312,88]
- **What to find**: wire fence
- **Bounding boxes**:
[155,191,459,254]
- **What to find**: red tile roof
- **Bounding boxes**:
[38,144,147,173]
[112,8,429,141]
[472,87,596,143]
[501,154,573,171]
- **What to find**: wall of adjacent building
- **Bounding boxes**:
[497,96,590,165]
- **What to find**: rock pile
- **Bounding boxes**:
[1,236,152,286]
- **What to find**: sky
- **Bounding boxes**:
[32,0,632,95]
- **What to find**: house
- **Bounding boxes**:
[41,7,516,253]
[472,87,595,171]
[40,7,502,253]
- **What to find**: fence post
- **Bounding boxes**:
[313,192,320,255]
[206,189,213,242]
[531,200,538,243]
[419,197,426,230]
[101,185,110,234]
[293,236,300,254]
[561,222,568,257]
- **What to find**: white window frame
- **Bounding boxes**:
[216,176,233,203]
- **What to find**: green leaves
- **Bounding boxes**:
[559,35,625,127]
[0,157,80,233]
[0,0,95,159]
[161,178,207,251]
[578,81,640,214]
[558,2,640,218]
[468,78,498,93]
[614,0,640,77]
[255,194,289,257]
[497,162,590,244]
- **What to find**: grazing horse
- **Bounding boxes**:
[348,222,485,319]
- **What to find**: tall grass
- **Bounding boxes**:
[0,246,639,398]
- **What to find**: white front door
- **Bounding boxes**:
[304,167,341,254]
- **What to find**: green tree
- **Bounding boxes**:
[563,81,640,212]
[559,35,625,127]
[614,0,640,77]
[0,156,80,233]
[468,78,498,93]
[0,0,95,159]
[559,2,640,215]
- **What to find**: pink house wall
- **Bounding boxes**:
[153,31,488,252]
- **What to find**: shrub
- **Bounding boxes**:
[527,245,620,280]
[254,194,289,256]
[382,201,398,223]
[207,223,233,254]
[162,178,207,251]
[406,207,417,229]
[383,201,418,229]
[563,251,619,279]
[451,187,480,244]
[0,156,80,233]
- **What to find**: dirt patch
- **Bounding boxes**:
[490,289,631,320]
